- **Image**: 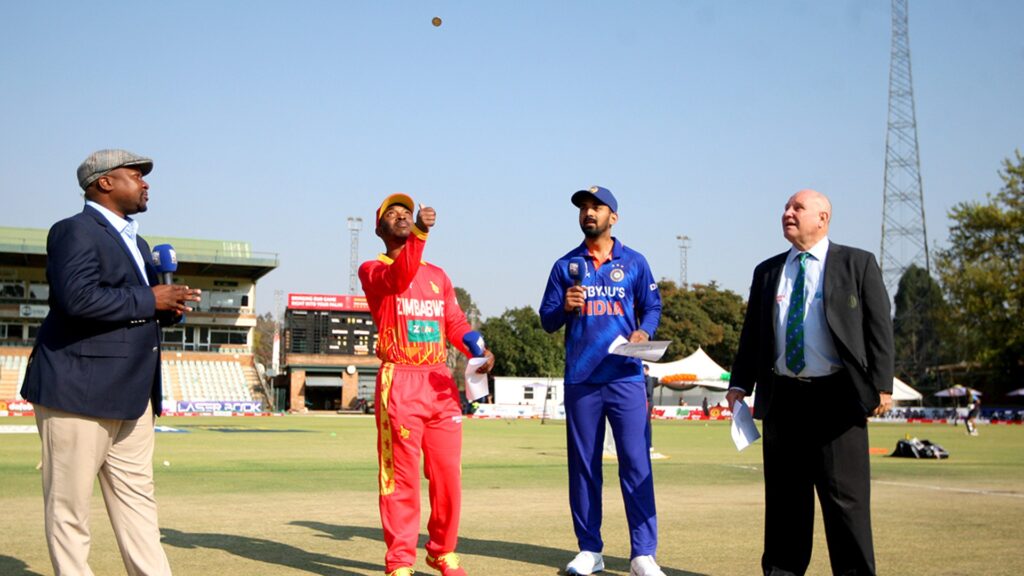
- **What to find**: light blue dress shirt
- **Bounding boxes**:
[773,237,841,377]
[86,201,150,286]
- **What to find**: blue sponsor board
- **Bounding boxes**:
[176,400,263,414]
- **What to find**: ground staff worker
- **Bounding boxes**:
[22,149,201,575]
[540,186,665,576]
[359,193,495,576]
[727,189,893,576]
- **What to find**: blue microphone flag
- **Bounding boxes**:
[151,244,178,274]
[568,257,586,284]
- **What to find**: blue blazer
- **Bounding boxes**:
[22,205,172,420]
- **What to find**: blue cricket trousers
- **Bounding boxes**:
[565,379,658,558]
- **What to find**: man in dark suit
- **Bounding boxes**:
[22,149,201,575]
[727,189,893,576]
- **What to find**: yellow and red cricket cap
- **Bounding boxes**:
[375,193,415,223]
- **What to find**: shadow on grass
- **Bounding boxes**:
[161,527,380,576]
[0,556,45,576]
[293,521,707,576]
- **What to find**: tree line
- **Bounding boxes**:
[254,151,1023,404]
[467,281,745,382]
[469,151,1024,401]
[894,150,1024,399]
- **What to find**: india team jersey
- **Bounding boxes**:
[359,230,472,365]
[540,238,662,385]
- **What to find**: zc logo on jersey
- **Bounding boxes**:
[406,319,442,343]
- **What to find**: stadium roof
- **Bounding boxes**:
[0,226,278,280]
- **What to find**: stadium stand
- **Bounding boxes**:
[1,226,277,414]
[3,350,259,407]
[0,350,30,400]
[169,356,255,401]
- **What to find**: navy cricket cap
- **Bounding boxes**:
[571,185,618,213]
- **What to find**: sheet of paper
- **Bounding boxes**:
[607,335,670,362]
[730,400,761,451]
[464,357,490,401]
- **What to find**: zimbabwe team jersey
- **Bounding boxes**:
[540,238,662,385]
[359,229,472,365]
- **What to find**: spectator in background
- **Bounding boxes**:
[965,395,981,436]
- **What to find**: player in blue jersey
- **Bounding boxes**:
[540,186,665,576]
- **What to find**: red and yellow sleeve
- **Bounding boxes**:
[359,228,428,299]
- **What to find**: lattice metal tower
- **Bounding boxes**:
[880,0,929,295]
[347,217,362,294]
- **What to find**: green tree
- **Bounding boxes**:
[252,311,278,370]
[691,281,747,367]
[480,306,565,377]
[656,281,746,368]
[454,286,481,328]
[892,265,947,390]
[935,150,1024,390]
[447,287,482,388]
[657,280,716,361]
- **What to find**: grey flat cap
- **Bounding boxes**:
[77,149,153,190]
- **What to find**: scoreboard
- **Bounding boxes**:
[284,293,376,356]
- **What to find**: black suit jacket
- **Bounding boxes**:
[22,205,172,420]
[730,242,894,419]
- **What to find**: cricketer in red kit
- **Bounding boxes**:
[359,193,495,576]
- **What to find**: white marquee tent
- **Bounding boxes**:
[892,377,923,403]
[646,350,924,405]
[644,347,730,390]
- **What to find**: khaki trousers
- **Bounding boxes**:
[35,403,172,576]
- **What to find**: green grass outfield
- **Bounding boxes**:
[1,416,1022,575]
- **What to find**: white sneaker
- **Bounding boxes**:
[630,555,666,576]
[566,551,604,575]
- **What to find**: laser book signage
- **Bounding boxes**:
[176,401,262,414]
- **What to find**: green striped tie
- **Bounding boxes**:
[785,252,809,374]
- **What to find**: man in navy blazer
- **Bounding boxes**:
[727,189,893,576]
[22,149,201,576]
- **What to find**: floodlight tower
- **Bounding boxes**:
[676,234,690,289]
[880,0,929,296]
[272,289,283,376]
[347,217,362,294]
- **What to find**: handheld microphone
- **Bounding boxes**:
[151,244,178,285]
[567,257,586,315]
[462,331,486,358]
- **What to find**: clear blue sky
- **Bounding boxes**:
[2,1,1021,319]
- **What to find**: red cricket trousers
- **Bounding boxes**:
[375,362,463,572]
